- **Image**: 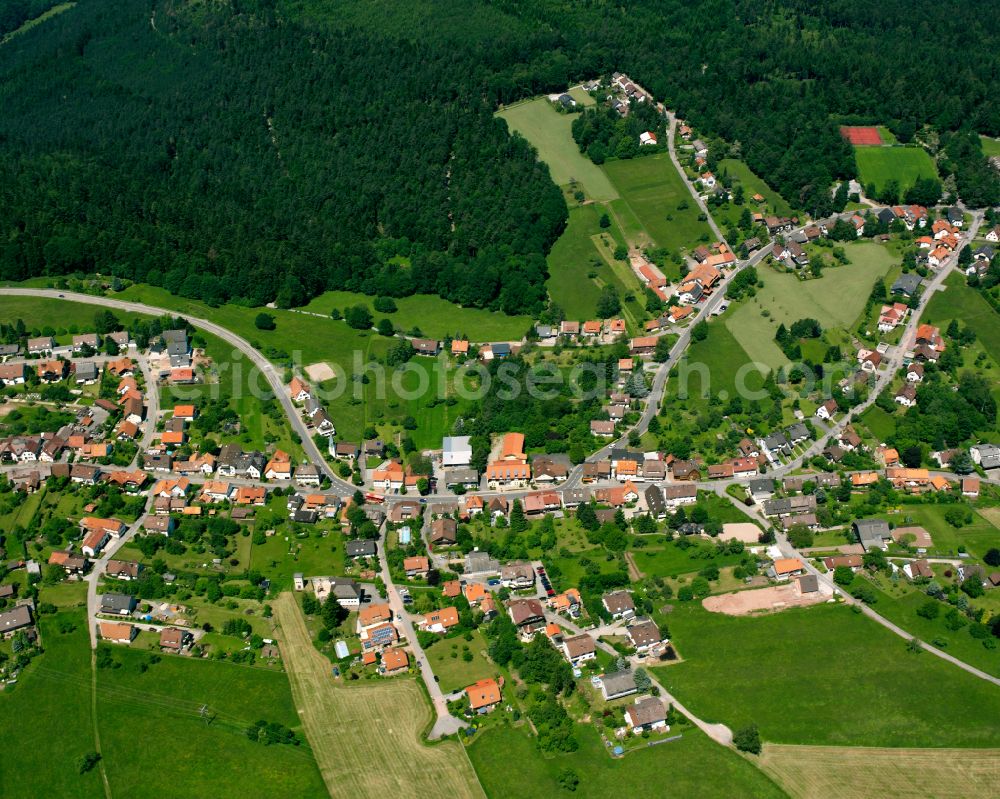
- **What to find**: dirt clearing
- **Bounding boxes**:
[305,362,335,382]
[273,593,484,799]
[703,581,832,616]
[760,744,1000,799]
[721,522,764,543]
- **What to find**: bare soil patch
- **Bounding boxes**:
[703,582,832,616]
[305,362,335,382]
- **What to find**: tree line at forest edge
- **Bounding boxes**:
[0,0,998,313]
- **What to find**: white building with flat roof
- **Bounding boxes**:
[442,436,473,467]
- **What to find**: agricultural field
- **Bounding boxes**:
[653,602,1000,747]
[497,98,619,201]
[760,744,999,799]
[603,153,713,255]
[854,145,938,195]
[273,593,484,799]
[468,722,787,799]
[300,291,532,342]
[95,644,326,797]
[0,608,104,799]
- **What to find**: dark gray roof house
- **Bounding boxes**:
[100,593,137,615]
[599,670,638,700]
[345,540,377,559]
[644,485,665,517]
[891,273,923,297]
[0,605,33,633]
[853,518,891,550]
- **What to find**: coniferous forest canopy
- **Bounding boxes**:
[0,0,998,311]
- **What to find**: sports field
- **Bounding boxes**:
[603,153,713,254]
[469,723,787,799]
[854,145,938,194]
[274,593,484,799]
[840,126,882,146]
[725,241,896,369]
[760,744,1000,799]
[653,603,1000,747]
[497,98,619,201]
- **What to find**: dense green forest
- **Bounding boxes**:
[0,0,998,310]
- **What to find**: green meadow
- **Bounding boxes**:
[497,98,619,201]
[0,608,104,799]
[96,647,326,797]
[603,153,713,255]
[468,722,787,799]
[654,602,1000,747]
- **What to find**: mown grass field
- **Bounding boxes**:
[497,98,618,201]
[274,593,484,799]
[0,608,104,799]
[673,318,765,402]
[760,744,1000,799]
[96,644,326,798]
[725,241,896,369]
[117,283,465,442]
[468,722,788,799]
[653,602,1000,747]
[978,134,1000,157]
[424,630,497,693]
[603,153,713,254]
[718,158,796,217]
[162,327,304,458]
[0,295,153,335]
[925,272,1000,363]
[854,145,938,194]
[300,291,532,342]
[546,205,614,318]
[860,577,1000,678]
[872,504,999,564]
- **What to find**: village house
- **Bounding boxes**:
[562,633,596,666]
[466,677,503,714]
[625,696,667,734]
[626,618,665,654]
